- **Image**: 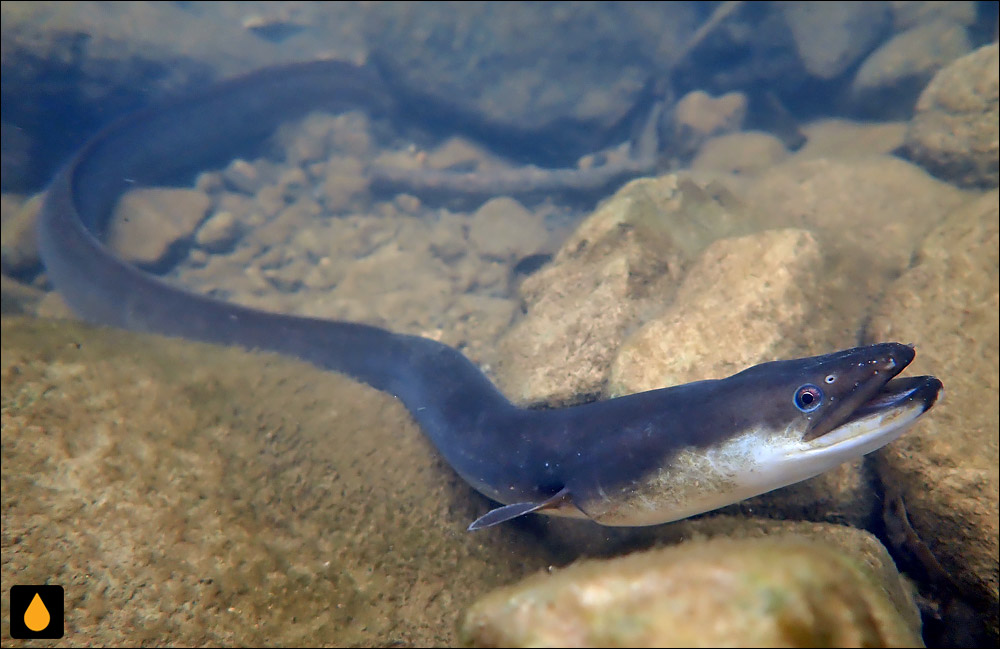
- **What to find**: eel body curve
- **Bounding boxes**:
[37,60,943,529]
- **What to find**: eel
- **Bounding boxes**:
[36,59,943,530]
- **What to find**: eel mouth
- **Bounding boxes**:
[803,373,942,453]
[850,375,944,420]
[804,344,943,442]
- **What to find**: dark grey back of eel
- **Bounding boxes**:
[37,60,942,530]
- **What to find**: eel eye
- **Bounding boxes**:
[794,384,823,412]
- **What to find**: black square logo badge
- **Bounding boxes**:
[9,585,65,639]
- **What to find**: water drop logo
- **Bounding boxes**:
[10,585,64,639]
[24,592,50,631]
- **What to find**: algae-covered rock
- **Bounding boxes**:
[849,18,972,118]
[904,42,1000,188]
[467,197,551,262]
[0,317,572,646]
[791,119,907,160]
[494,174,744,405]
[0,193,43,277]
[743,154,969,344]
[780,2,891,80]
[461,533,922,648]
[109,187,211,269]
[608,228,823,395]
[869,190,999,637]
[690,131,789,176]
[666,90,748,162]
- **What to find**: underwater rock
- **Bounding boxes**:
[889,1,978,30]
[319,155,369,214]
[780,2,891,80]
[468,197,551,262]
[0,317,576,646]
[218,158,271,196]
[361,2,702,162]
[608,228,823,395]
[0,192,42,277]
[194,210,241,254]
[461,528,922,648]
[0,273,45,315]
[690,131,789,176]
[792,118,907,160]
[494,174,739,405]
[903,42,1000,188]
[667,90,748,163]
[850,18,972,119]
[108,187,210,269]
[743,154,968,342]
[869,189,1000,639]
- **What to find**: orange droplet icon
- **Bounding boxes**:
[24,592,51,632]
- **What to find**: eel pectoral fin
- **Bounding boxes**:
[467,488,571,531]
